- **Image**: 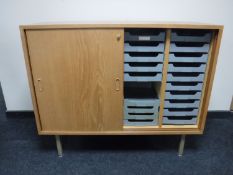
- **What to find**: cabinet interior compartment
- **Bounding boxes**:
[124,82,160,126]
[123,28,165,126]
[163,29,213,125]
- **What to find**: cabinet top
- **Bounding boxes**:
[20,21,223,30]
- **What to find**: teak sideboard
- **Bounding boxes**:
[20,22,223,156]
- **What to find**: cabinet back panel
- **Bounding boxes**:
[26,29,124,131]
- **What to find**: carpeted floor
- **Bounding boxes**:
[0,87,233,174]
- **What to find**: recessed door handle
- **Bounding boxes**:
[37,78,43,92]
[116,34,121,41]
[115,78,120,91]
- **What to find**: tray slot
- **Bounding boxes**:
[125,43,165,52]
[168,63,206,73]
[164,99,200,108]
[125,29,165,42]
[171,30,212,42]
[124,72,162,82]
[170,43,209,53]
[163,116,197,125]
[124,119,157,126]
[124,53,164,63]
[163,108,199,116]
[167,73,204,82]
[169,53,208,63]
[165,91,202,100]
[124,63,163,72]
[166,82,203,91]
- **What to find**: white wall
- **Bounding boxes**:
[0,0,232,111]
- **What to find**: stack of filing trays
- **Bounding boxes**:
[124,29,165,126]
[163,29,212,125]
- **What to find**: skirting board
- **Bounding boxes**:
[6,110,233,119]
[6,110,35,118]
[230,97,233,111]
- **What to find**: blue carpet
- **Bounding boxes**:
[0,112,232,175]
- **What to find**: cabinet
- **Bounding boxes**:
[20,22,223,135]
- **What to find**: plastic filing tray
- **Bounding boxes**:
[124,99,160,126]
[124,120,157,126]
[171,32,212,42]
[168,64,206,73]
[164,100,200,108]
[170,43,210,53]
[169,54,208,63]
[124,43,165,52]
[124,53,164,63]
[163,109,199,116]
[124,63,163,72]
[124,73,162,82]
[166,82,203,91]
[124,99,160,119]
[125,31,165,42]
[163,116,197,125]
[166,73,204,82]
[165,91,202,100]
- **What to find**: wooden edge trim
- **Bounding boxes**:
[199,29,223,131]
[158,29,171,127]
[19,24,224,30]
[39,129,203,135]
[19,27,42,132]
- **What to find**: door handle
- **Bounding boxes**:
[116,34,121,41]
[37,78,43,92]
[115,78,120,91]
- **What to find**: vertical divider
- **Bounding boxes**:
[158,29,171,127]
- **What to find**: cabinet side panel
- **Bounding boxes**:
[199,29,223,131]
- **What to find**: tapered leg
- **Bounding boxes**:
[55,135,63,157]
[178,135,186,157]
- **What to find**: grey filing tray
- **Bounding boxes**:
[124,53,164,63]
[165,91,202,99]
[163,116,197,125]
[163,108,198,116]
[164,100,200,108]
[124,63,163,72]
[171,31,212,42]
[166,82,203,91]
[168,63,206,73]
[124,43,165,52]
[124,99,160,120]
[124,73,162,82]
[169,53,208,63]
[124,119,157,126]
[167,73,205,82]
[170,43,210,53]
[125,31,165,42]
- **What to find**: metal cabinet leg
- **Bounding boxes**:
[178,135,186,157]
[55,135,63,157]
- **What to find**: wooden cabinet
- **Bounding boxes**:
[20,23,223,135]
